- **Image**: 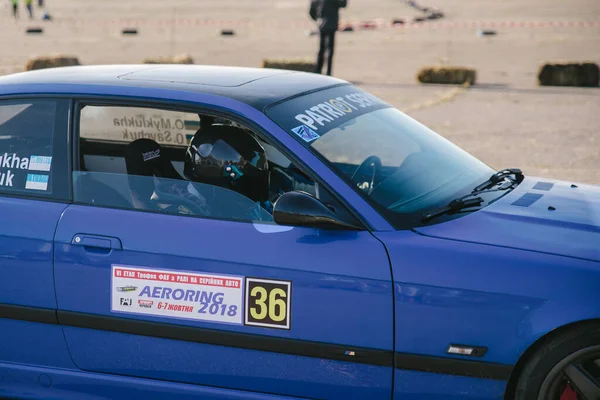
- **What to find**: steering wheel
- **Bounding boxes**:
[160,196,212,217]
[350,155,382,195]
[151,182,213,217]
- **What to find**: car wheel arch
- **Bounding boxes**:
[503,318,600,400]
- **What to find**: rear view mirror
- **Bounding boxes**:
[273,191,363,230]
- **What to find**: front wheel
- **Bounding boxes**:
[513,323,600,400]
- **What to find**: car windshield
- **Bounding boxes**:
[266,85,495,229]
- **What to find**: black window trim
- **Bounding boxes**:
[0,95,72,203]
[69,95,370,230]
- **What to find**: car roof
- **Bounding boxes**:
[0,65,350,111]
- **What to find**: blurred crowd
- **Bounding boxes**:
[10,0,45,20]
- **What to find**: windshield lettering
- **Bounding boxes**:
[294,92,384,131]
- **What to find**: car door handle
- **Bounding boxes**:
[71,234,122,252]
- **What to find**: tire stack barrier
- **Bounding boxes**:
[403,0,445,23]
[538,62,599,87]
[417,66,476,85]
[143,54,195,64]
[221,29,235,36]
[25,55,80,71]
[477,29,497,36]
[26,27,44,34]
[262,59,315,73]
[427,12,444,20]
[122,28,138,35]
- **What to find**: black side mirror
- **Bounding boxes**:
[273,191,363,230]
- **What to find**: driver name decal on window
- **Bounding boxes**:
[0,153,52,191]
[111,265,245,326]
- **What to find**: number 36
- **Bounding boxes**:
[250,286,286,322]
[244,278,291,329]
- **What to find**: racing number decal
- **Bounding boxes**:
[244,278,291,330]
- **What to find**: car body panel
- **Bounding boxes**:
[53,204,394,399]
[0,362,308,400]
[0,320,76,369]
[415,177,600,262]
[394,370,507,400]
[60,329,392,400]
[0,197,76,372]
[376,230,600,368]
[0,197,66,308]
[0,65,348,112]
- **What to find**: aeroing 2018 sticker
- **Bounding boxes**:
[111,265,244,325]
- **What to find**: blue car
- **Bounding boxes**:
[0,65,598,400]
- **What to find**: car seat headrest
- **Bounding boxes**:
[124,138,181,180]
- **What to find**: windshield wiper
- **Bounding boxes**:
[473,168,524,193]
[421,196,484,223]
[421,168,523,223]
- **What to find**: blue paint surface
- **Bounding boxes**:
[1,66,599,399]
[53,205,394,398]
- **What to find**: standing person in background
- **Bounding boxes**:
[309,0,347,76]
[25,0,33,19]
[11,0,18,19]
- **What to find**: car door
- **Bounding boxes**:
[0,99,77,372]
[53,100,394,399]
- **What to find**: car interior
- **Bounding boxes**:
[74,106,354,223]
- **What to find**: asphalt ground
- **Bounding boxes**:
[1,0,599,184]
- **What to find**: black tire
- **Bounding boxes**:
[513,322,600,400]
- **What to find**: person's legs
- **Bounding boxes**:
[314,31,327,74]
[26,2,33,19]
[12,2,18,19]
[325,31,336,76]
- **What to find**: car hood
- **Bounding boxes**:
[414,177,600,262]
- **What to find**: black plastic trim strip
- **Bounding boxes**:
[395,353,512,380]
[0,304,514,378]
[57,311,392,367]
[0,304,58,325]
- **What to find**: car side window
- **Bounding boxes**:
[74,103,332,224]
[0,100,69,200]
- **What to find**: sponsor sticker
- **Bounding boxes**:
[244,278,291,330]
[291,125,320,143]
[25,174,49,191]
[117,286,138,292]
[138,300,154,308]
[111,265,244,326]
[142,149,160,162]
[120,298,132,306]
[28,155,52,172]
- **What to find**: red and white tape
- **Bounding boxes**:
[10,17,600,30]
